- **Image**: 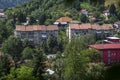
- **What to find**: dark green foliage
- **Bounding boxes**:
[5,0,105,25]
[29,16,37,25]
[63,35,104,80]
[81,49,101,63]
[58,31,68,52]
[105,64,120,80]
[47,36,58,54]
[0,20,13,43]
[33,46,46,80]
[63,35,92,79]
[0,55,11,77]
[1,36,23,63]
[80,14,90,23]
[22,47,34,59]
[109,4,117,16]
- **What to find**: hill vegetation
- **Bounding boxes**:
[5,0,105,25]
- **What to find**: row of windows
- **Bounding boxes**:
[108,52,117,57]
[108,59,120,64]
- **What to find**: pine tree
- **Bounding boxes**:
[33,46,46,80]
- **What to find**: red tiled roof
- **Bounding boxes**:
[89,44,120,50]
[16,25,58,31]
[56,17,72,22]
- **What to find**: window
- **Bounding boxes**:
[28,32,34,39]
[114,53,116,56]
[21,32,26,39]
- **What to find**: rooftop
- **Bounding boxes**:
[107,37,120,39]
[91,24,113,30]
[56,17,72,23]
[16,25,58,31]
[69,23,113,30]
[89,44,120,50]
[70,23,92,30]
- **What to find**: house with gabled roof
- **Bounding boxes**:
[89,44,120,65]
[54,17,72,31]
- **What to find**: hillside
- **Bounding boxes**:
[6,0,119,25]
[5,0,110,25]
[0,0,31,9]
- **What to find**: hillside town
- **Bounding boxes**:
[0,0,120,80]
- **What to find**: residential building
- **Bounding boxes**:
[15,25,58,45]
[80,9,88,15]
[103,37,120,44]
[113,21,120,32]
[67,23,92,39]
[54,17,72,30]
[103,10,110,16]
[0,13,6,19]
[92,24,114,39]
[89,44,120,65]
[67,23,114,40]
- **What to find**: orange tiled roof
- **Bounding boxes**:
[70,23,92,30]
[47,25,58,31]
[70,24,113,30]
[16,25,58,31]
[56,17,72,22]
[92,24,113,30]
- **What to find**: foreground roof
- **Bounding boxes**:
[89,44,120,50]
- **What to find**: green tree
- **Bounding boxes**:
[46,36,58,54]
[1,36,23,68]
[0,20,13,43]
[22,47,34,59]
[80,14,89,23]
[63,35,101,80]
[81,49,101,63]
[58,31,68,52]
[85,63,105,80]
[0,54,11,77]
[63,42,89,80]
[33,46,46,80]
[109,4,117,16]
[6,66,36,80]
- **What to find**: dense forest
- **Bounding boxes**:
[0,0,31,9]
